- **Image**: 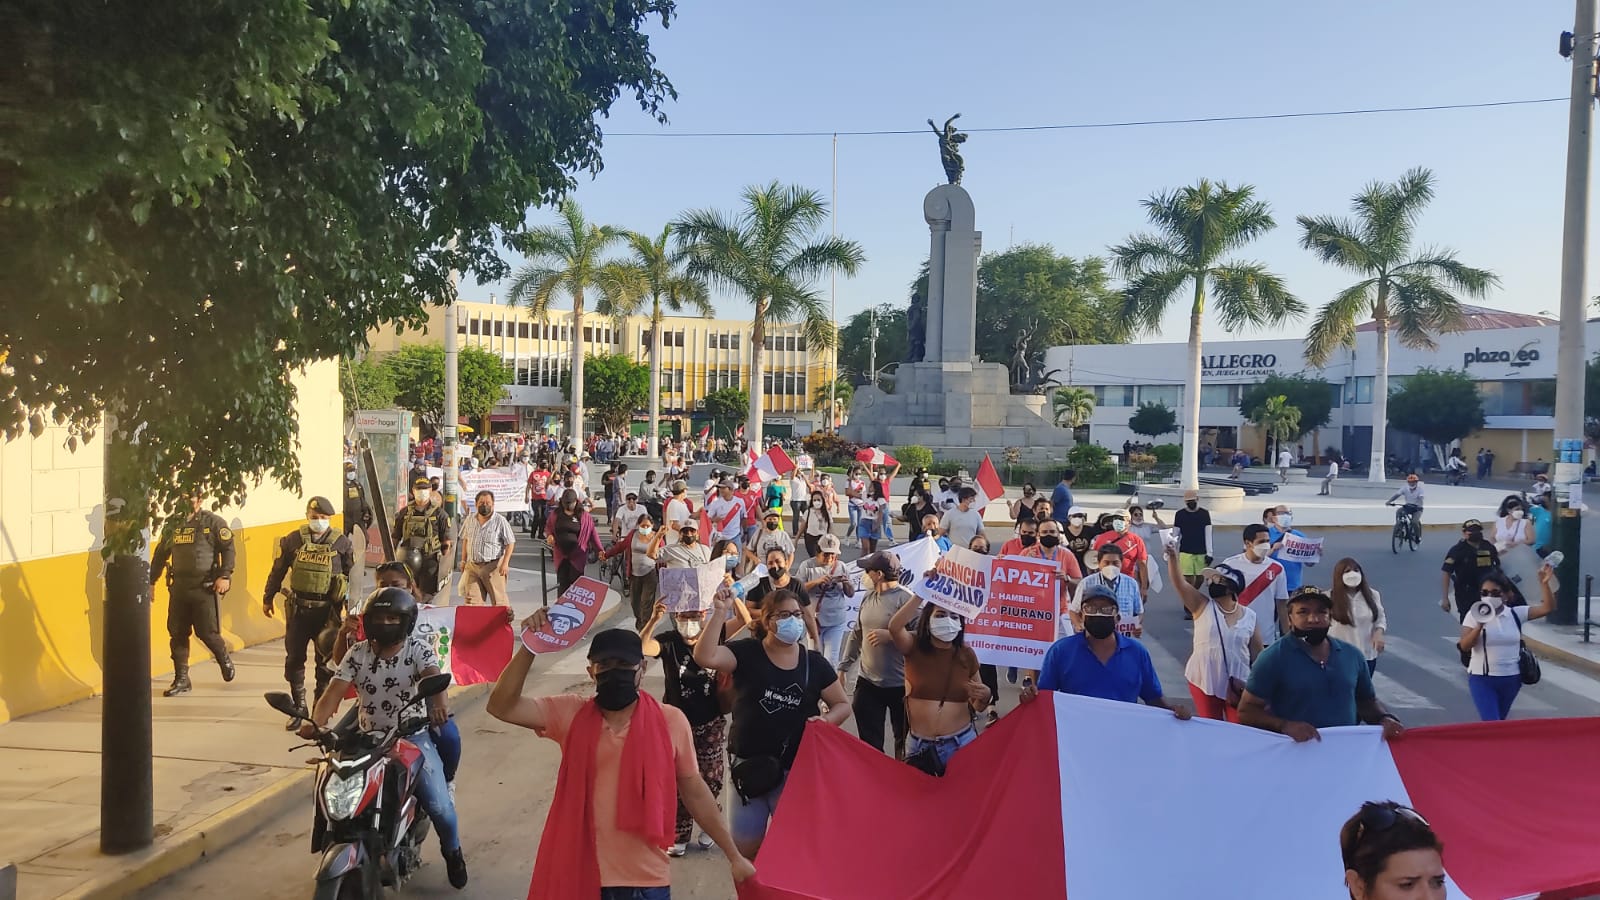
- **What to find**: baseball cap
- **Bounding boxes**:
[763,507,781,519]
[1462,518,1484,532]
[671,480,687,494]
[587,628,643,665]
[817,534,841,554]
[858,550,900,575]
[344,460,357,470]
[1068,506,1087,518]
[412,476,432,489]
[1081,581,1119,606]
[1287,586,1333,610]
[1200,564,1246,595]
[306,496,336,516]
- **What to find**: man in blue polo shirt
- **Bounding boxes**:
[1020,584,1190,719]
[1239,586,1405,743]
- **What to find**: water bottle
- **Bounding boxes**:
[1543,550,1564,571]
[729,571,763,600]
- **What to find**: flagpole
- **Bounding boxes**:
[828,131,838,434]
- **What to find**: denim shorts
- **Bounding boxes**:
[729,767,787,847]
[907,725,976,769]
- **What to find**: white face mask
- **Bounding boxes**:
[637,526,653,536]
[1099,564,1119,579]
[1248,541,1270,559]
[677,618,704,640]
[413,489,430,502]
[1481,593,1505,612]
[345,471,356,481]
[308,517,331,534]
[929,616,962,642]
[1278,514,1293,528]
[1510,509,1525,519]
[1341,570,1363,588]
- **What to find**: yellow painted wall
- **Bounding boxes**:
[1464,428,1554,471]
[0,361,344,723]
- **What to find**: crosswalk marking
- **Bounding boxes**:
[1371,672,1443,710]
[1379,635,1557,713]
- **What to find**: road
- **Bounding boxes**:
[137,521,1600,899]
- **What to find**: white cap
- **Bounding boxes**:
[1068,506,1087,518]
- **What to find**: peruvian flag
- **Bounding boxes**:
[696,424,710,441]
[854,446,898,468]
[739,693,1600,899]
[974,454,1005,510]
[735,423,746,439]
[746,446,797,484]
[412,605,515,685]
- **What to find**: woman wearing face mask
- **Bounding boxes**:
[600,513,661,629]
[1328,558,1387,676]
[1165,548,1259,722]
[641,600,729,857]
[884,596,991,773]
[903,488,939,542]
[856,480,888,554]
[1090,511,1150,601]
[1340,801,1446,900]
[547,488,602,594]
[1492,495,1536,554]
[800,493,834,560]
[694,589,851,858]
[1008,484,1038,525]
[1459,567,1555,721]
[743,548,817,645]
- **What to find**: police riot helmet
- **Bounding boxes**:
[361,586,419,644]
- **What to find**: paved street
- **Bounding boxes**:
[135,514,1600,899]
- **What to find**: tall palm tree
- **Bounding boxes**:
[1111,180,1304,490]
[506,199,622,454]
[1299,168,1497,482]
[1051,387,1096,429]
[1250,395,1302,465]
[597,225,713,459]
[675,182,865,450]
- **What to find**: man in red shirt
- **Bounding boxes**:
[1091,510,1149,601]
[526,463,552,539]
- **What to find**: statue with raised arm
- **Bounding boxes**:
[928,114,967,184]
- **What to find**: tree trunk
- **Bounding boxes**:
[570,292,585,453]
[748,301,766,452]
[648,306,662,460]
[1180,281,1205,491]
[1369,286,1390,483]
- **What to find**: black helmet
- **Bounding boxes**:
[361,586,419,644]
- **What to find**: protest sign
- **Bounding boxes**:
[461,462,530,513]
[894,536,944,593]
[965,556,1057,669]
[659,560,725,612]
[1278,533,1322,565]
[913,545,993,619]
[521,576,605,653]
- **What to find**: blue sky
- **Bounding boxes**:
[466,0,1581,344]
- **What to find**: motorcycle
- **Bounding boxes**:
[265,672,452,900]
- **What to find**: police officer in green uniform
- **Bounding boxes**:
[392,475,451,603]
[149,494,237,696]
[341,460,373,538]
[263,496,355,729]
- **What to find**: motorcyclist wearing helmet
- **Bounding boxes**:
[303,586,469,889]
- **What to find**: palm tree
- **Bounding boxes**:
[506,200,622,453]
[597,225,713,459]
[675,182,865,450]
[1051,387,1096,429]
[1299,168,1497,482]
[1111,180,1304,490]
[1250,395,1302,465]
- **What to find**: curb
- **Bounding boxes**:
[1522,636,1600,679]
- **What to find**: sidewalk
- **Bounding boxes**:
[0,568,623,900]
[1524,615,1600,678]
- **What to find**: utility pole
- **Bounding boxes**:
[1552,3,1595,625]
[101,407,152,853]
[828,132,838,433]
[868,306,878,388]
[442,238,461,593]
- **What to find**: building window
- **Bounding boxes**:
[1090,385,1135,408]
[1477,379,1556,417]
[468,318,480,336]
[797,335,807,352]
[1138,385,1182,408]
[518,322,531,339]
[1199,384,1241,407]
[706,369,740,392]
[492,320,503,337]
[457,320,467,336]
[1327,383,1341,409]
[1344,377,1374,405]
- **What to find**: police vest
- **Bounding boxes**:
[400,506,441,555]
[288,527,338,598]
[169,517,217,579]
[344,484,363,507]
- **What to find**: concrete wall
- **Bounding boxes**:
[0,361,343,723]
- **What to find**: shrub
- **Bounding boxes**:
[800,432,863,467]
[892,445,933,472]
[1150,443,1183,465]
[1067,443,1118,485]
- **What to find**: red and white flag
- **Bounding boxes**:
[854,447,898,468]
[696,424,710,441]
[412,605,514,686]
[975,454,1005,510]
[739,694,1600,900]
[735,423,746,439]
[745,446,797,484]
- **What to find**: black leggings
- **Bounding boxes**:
[979,664,1001,711]
[852,678,908,756]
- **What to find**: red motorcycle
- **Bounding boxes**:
[266,673,451,900]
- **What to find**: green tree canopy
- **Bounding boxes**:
[1128,401,1178,439]
[702,387,749,435]
[1386,368,1487,452]
[813,376,854,413]
[1238,374,1333,439]
[838,304,908,383]
[387,345,512,429]
[562,353,650,436]
[340,357,398,413]
[1052,387,1096,429]
[1248,395,1302,459]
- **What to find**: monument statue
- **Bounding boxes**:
[928,114,967,185]
[905,290,927,363]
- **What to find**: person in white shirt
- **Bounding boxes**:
[613,492,647,538]
[663,480,692,537]
[1319,458,1339,496]
[1386,475,1425,526]
[938,487,987,550]
[1219,524,1290,642]
[704,480,747,545]
[1458,567,1555,720]
[1327,558,1387,675]
[1066,543,1144,638]
[788,471,812,533]
[1276,448,1294,484]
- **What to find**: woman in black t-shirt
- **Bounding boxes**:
[641,601,728,855]
[694,588,851,859]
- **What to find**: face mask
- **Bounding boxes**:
[1207,584,1235,601]
[774,616,806,644]
[1100,564,1119,579]
[1039,534,1061,548]
[1019,534,1038,547]
[308,517,331,534]
[367,621,407,647]
[971,545,989,555]
[929,617,962,642]
[1342,571,1363,588]
[682,533,697,545]
[477,503,492,516]
[1185,500,1198,510]
[346,471,356,482]
[413,489,430,502]
[1069,516,1085,527]
[1480,593,1505,611]
[1511,509,1525,519]
[722,555,737,571]
[594,668,640,711]
[1248,542,1270,559]
[766,520,779,531]
[1112,519,1127,533]
[1278,514,1293,528]
[638,526,653,536]
[1083,615,1117,639]
[677,619,704,641]
[1292,626,1330,646]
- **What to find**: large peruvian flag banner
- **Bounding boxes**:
[412,605,514,685]
[740,693,1600,899]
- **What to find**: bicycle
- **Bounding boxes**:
[1386,502,1421,554]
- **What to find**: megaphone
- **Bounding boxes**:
[1468,600,1498,625]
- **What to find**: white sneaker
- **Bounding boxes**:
[668,842,688,857]
[697,831,715,851]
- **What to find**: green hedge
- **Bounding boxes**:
[891,445,933,472]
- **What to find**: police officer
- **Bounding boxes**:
[341,460,373,538]
[392,475,451,603]
[149,494,237,696]
[263,497,355,729]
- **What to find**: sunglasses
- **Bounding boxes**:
[1353,804,1430,846]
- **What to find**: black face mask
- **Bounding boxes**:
[1083,616,1117,639]
[1019,534,1038,547]
[1207,584,1235,601]
[594,668,639,710]
[367,621,407,647]
[1185,501,1198,510]
[1292,626,1330,646]
[476,503,492,516]
[682,533,697,544]
[1039,535,1061,548]
[766,521,779,531]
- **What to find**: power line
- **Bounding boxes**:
[606,97,1566,138]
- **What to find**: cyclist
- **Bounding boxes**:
[1385,474,1426,532]
[1444,450,1468,486]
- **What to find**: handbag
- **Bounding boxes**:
[1214,603,1247,708]
[1513,611,1542,685]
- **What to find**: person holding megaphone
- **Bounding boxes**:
[1457,566,1556,721]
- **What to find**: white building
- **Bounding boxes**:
[1044,306,1588,471]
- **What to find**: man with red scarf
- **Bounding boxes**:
[488,623,756,898]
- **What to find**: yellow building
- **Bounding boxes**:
[366,301,834,438]
[0,362,344,723]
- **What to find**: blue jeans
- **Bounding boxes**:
[907,725,976,768]
[600,889,670,900]
[817,623,847,667]
[408,728,460,852]
[431,717,461,783]
[848,505,861,535]
[1468,673,1522,721]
